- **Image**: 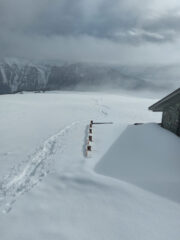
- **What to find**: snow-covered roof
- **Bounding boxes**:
[149,88,180,112]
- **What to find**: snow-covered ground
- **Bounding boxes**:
[0,91,180,240]
[96,123,180,202]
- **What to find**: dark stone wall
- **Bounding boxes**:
[162,105,180,135]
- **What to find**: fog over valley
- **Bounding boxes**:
[0,58,179,95]
[1,0,180,95]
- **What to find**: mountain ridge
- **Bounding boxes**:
[0,58,178,94]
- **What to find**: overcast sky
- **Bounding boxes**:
[1,0,180,64]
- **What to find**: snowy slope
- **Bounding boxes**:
[0,58,50,94]
[0,91,180,240]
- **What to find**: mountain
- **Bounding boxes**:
[0,58,178,94]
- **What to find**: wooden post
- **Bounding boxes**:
[89,135,92,142]
[87,145,92,151]
[86,121,94,157]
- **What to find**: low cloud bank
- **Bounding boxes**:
[0,58,179,95]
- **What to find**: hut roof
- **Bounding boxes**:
[149,88,180,112]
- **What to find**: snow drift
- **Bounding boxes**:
[95,123,180,203]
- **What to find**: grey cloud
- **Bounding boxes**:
[0,0,149,39]
[140,10,180,43]
[0,0,180,62]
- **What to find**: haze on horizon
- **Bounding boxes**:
[0,0,180,65]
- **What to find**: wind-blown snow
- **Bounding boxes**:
[0,91,179,240]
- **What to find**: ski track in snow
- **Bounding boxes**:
[93,98,110,117]
[0,122,78,213]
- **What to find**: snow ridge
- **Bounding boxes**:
[0,122,78,213]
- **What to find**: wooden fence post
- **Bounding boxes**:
[89,135,92,142]
[87,145,92,151]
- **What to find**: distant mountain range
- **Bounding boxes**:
[0,58,179,94]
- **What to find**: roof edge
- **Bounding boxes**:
[149,88,180,111]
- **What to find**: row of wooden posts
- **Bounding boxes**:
[86,120,93,157]
[85,120,113,157]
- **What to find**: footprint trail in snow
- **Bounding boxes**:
[0,122,78,213]
[93,98,110,117]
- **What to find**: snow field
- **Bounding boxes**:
[0,91,180,240]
